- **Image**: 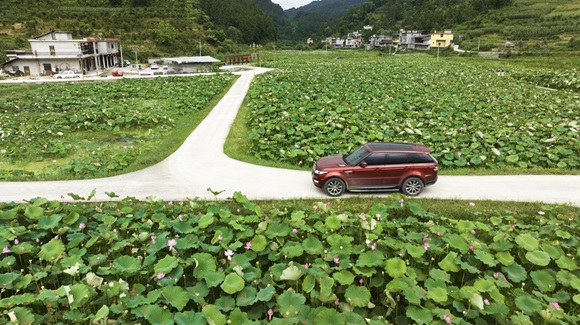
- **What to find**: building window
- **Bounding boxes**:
[50,46,55,56]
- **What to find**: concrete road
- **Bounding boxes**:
[1,68,579,206]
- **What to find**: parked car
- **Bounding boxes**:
[312,142,438,197]
[150,64,159,70]
[117,60,130,67]
[53,70,81,79]
[111,69,124,77]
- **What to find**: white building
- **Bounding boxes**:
[2,31,121,76]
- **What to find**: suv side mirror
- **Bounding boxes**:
[359,161,367,168]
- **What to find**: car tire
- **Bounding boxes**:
[402,177,424,196]
[324,178,346,197]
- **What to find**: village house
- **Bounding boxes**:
[1,31,121,77]
[398,29,430,50]
[368,34,394,48]
[345,31,363,48]
[430,30,454,48]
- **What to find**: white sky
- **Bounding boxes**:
[270,0,315,10]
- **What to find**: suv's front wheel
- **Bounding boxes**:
[402,177,424,196]
[324,178,346,196]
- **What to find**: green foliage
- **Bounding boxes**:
[0,192,578,323]
[245,54,579,170]
[0,74,235,180]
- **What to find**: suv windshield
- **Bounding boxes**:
[344,146,369,166]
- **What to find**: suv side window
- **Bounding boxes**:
[408,153,435,163]
[385,152,408,165]
[364,153,387,166]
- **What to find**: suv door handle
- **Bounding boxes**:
[344,171,352,174]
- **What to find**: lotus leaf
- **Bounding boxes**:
[250,235,267,252]
[356,250,385,267]
[257,284,276,301]
[38,238,65,261]
[281,242,304,258]
[385,258,407,278]
[426,287,448,303]
[515,233,539,251]
[113,255,141,275]
[474,249,498,266]
[515,295,543,315]
[313,308,346,324]
[214,296,235,312]
[302,236,324,255]
[154,255,178,274]
[174,311,205,325]
[502,263,527,283]
[345,285,371,307]
[555,256,577,271]
[280,265,303,281]
[162,286,189,311]
[525,250,551,266]
[333,270,355,285]
[438,252,461,272]
[221,273,245,294]
[406,306,433,324]
[278,292,306,318]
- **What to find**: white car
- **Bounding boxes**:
[54,70,81,79]
[150,64,159,70]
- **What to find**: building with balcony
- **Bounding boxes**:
[430,30,454,48]
[1,31,121,76]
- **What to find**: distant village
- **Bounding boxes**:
[308,27,454,50]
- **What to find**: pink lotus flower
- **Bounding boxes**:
[151,235,157,244]
[2,247,10,254]
[167,238,177,250]
[469,245,474,251]
[245,242,252,250]
[443,314,452,324]
[423,242,431,250]
[436,232,441,236]
[267,308,274,320]
[550,301,563,311]
[156,272,165,279]
[178,214,183,221]
[360,213,367,221]
[293,228,298,234]
[470,229,476,234]
[484,299,490,305]
[14,239,19,245]
[304,263,309,270]
[493,272,499,278]
[225,249,234,261]
[371,242,377,250]
[334,299,339,306]
[79,222,86,229]
[334,257,340,264]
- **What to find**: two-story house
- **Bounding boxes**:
[398,29,430,50]
[430,30,454,48]
[2,31,121,76]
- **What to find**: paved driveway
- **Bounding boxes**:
[1,68,579,206]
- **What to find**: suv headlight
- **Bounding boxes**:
[313,169,328,175]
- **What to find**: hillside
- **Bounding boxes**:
[0,0,277,62]
[332,0,580,51]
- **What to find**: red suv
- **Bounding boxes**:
[312,142,438,196]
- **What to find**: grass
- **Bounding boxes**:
[250,195,580,220]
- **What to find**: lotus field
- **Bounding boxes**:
[246,55,579,170]
[0,74,236,179]
[0,193,578,324]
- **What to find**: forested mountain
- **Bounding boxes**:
[283,0,369,40]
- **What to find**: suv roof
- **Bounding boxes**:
[366,142,430,153]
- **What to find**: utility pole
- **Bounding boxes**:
[199,39,202,56]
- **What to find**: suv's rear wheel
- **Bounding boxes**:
[324,178,346,196]
[402,177,424,196]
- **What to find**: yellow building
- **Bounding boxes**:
[430,30,454,48]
